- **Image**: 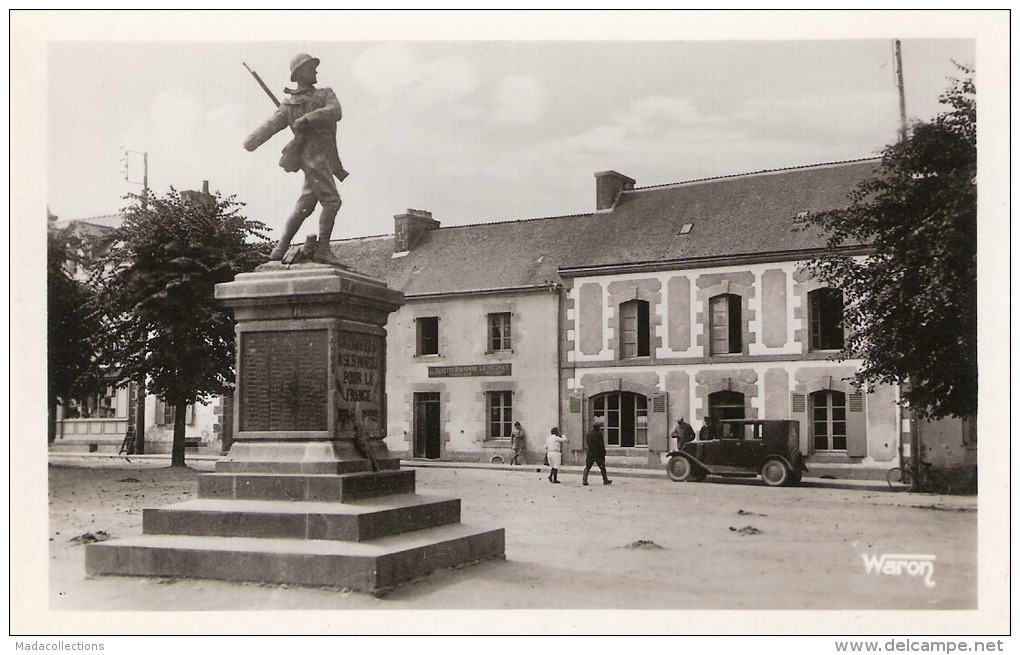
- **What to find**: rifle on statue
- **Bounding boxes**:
[243,62,304,173]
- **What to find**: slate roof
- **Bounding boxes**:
[562,159,879,270]
[333,158,880,297]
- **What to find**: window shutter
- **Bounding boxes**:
[849,393,864,412]
[791,393,806,413]
[155,399,167,425]
[186,404,195,425]
[648,392,669,451]
[846,427,867,457]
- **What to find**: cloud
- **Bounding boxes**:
[351,43,480,111]
[615,96,717,128]
[491,75,546,124]
[737,91,899,141]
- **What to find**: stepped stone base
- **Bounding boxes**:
[85,266,506,595]
[86,523,504,595]
[85,463,505,595]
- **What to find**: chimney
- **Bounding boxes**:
[594,170,636,211]
[394,209,440,254]
[182,180,215,207]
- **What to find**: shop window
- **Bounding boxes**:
[416,316,439,356]
[591,392,648,447]
[619,299,650,358]
[487,390,513,440]
[66,386,119,419]
[708,390,746,421]
[488,312,512,352]
[809,288,845,351]
[709,294,742,355]
[811,390,847,451]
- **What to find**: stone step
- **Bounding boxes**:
[85,523,505,595]
[143,494,461,542]
[215,459,376,475]
[197,469,416,502]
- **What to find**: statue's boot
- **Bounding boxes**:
[312,205,346,267]
[269,212,306,261]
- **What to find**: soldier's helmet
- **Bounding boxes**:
[290,53,320,81]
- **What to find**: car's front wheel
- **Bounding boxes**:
[666,456,694,482]
[760,460,791,487]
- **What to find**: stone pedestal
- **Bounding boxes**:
[86,264,505,595]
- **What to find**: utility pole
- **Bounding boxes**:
[894,39,908,143]
[125,150,149,453]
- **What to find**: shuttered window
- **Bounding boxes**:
[710,294,742,355]
[620,300,650,358]
[809,288,845,351]
[811,390,847,451]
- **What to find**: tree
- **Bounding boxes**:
[47,229,103,441]
[94,189,271,466]
[806,67,976,420]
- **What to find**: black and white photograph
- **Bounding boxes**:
[11,9,1010,645]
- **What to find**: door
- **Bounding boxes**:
[413,392,441,459]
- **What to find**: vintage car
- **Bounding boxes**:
[665,419,809,486]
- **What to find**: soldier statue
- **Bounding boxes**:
[243,53,349,266]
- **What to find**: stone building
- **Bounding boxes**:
[555,163,900,476]
[334,158,932,478]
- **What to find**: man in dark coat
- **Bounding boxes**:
[671,417,696,451]
[583,420,612,486]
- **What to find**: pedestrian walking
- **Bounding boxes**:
[545,427,568,483]
[582,420,612,486]
[671,417,697,451]
[510,422,526,465]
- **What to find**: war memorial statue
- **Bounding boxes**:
[85,53,505,595]
[244,53,349,266]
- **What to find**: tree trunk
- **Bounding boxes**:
[134,378,146,454]
[170,399,188,467]
[48,400,57,444]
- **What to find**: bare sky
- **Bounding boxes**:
[40,14,979,242]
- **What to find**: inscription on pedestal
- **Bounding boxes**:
[335,331,385,435]
[240,330,328,432]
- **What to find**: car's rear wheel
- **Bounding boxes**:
[666,456,694,482]
[761,460,791,487]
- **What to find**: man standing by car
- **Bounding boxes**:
[699,416,720,441]
[671,418,696,451]
[583,420,612,486]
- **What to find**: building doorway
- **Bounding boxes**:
[413,392,441,459]
[591,392,648,447]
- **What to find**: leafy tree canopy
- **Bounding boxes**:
[47,229,103,415]
[806,67,976,420]
[93,189,270,463]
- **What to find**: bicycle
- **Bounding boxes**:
[887,459,953,494]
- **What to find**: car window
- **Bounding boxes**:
[743,424,759,440]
